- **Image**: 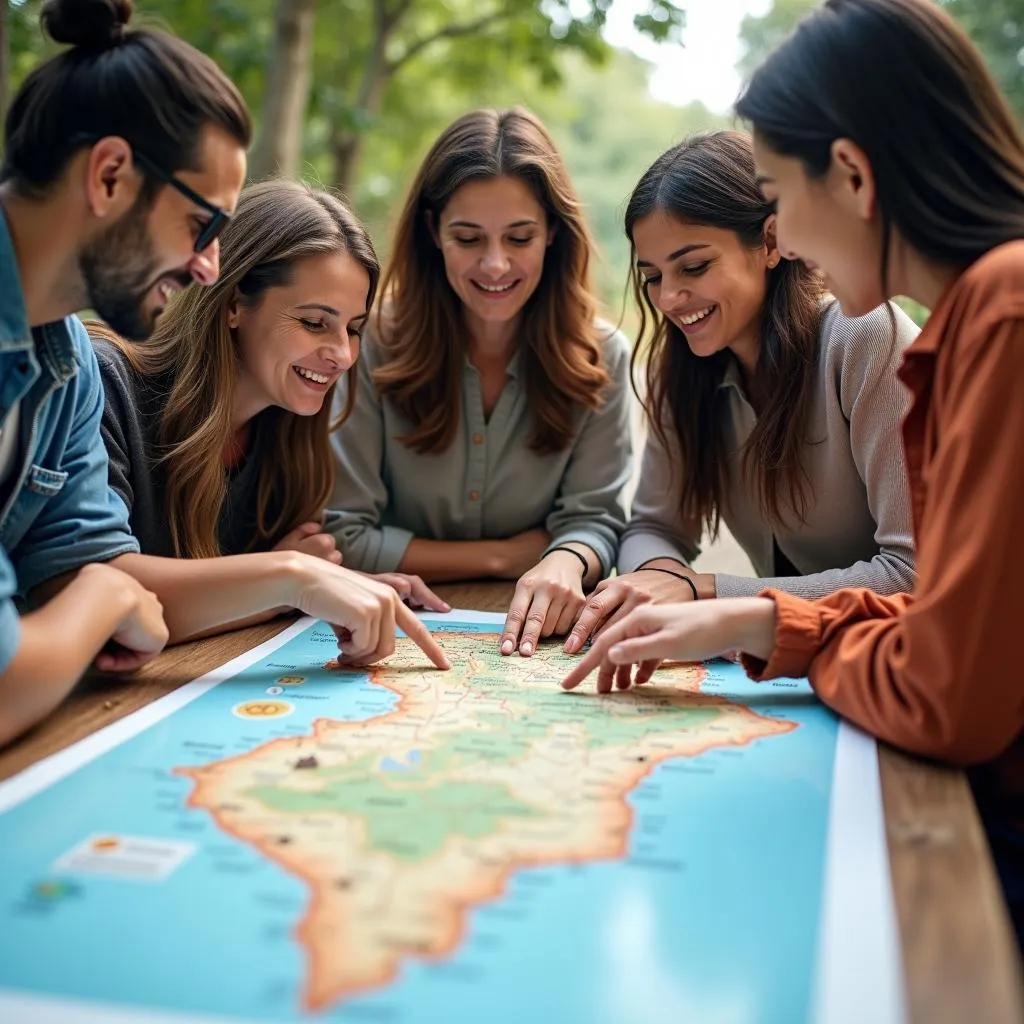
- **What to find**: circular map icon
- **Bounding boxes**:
[233,700,294,720]
[265,686,284,695]
[275,676,306,687]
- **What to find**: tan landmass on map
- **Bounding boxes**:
[177,633,795,1011]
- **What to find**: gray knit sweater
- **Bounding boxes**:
[618,300,919,599]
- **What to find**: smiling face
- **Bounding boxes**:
[432,175,553,334]
[229,250,370,422]
[80,125,246,340]
[632,208,776,367]
[753,136,885,317]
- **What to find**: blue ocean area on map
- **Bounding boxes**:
[0,616,840,1023]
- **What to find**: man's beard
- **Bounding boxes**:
[78,198,191,341]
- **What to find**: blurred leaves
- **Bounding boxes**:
[4,0,1019,313]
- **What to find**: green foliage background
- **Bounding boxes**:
[3,0,1021,327]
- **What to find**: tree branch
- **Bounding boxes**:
[387,8,518,74]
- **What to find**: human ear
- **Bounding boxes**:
[82,136,141,221]
[762,213,782,268]
[226,288,242,330]
[829,138,876,220]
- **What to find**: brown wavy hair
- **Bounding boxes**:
[88,179,379,559]
[625,131,824,536]
[373,107,610,455]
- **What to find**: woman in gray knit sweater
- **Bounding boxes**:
[566,131,918,653]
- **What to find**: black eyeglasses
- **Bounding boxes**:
[131,148,230,254]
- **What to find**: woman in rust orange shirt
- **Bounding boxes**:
[563,0,1024,946]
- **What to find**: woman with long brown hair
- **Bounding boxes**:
[566,130,918,652]
[328,107,633,658]
[564,0,1024,946]
[91,178,447,623]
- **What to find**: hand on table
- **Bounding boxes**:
[368,572,451,613]
[273,522,343,565]
[89,564,170,673]
[500,549,588,657]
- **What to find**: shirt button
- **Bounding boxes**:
[469,490,480,501]
[472,433,484,445]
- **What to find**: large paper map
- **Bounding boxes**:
[0,611,903,1024]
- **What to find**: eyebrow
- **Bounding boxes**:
[636,243,710,268]
[295,303,340,316]
[446,219,540,230]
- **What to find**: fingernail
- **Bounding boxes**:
[564,637,578,653]
[442,603,451,612]
[521,642,533,657]
[501,640,514,655]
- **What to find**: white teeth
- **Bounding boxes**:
[680,306,715,325]
[475,281,515,293]
[294,366,330,384]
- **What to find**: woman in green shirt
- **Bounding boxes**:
[328,107,633,658]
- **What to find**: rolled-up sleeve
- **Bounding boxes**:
[543,330,633,576]
[325,350,413,573]
[15,321,139,593]
[744,317,1024,766]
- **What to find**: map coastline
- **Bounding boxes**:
[177,635,797,1010]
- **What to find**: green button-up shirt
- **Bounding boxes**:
[326,325,632,576]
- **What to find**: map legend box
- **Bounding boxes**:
[53,834,197,881]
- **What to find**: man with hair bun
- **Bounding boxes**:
[0,0,447,747]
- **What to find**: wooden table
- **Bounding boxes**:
[1,580,1021,1023]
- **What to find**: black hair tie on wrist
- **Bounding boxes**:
[635,563,699,601]
[548,546,589,578]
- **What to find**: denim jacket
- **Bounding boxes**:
[0,209,139,672]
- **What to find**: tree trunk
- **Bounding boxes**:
[249,0,317,180]
[329,0,395,192]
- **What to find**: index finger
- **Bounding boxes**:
[564,588,621,654]
[561,639,610,690]
[396,603,450,670]
[562,610,641,690]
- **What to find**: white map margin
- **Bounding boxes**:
[0,609,907,1024]
[812,721,907,1024]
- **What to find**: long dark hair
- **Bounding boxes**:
[735,0,1024,292]
[2,0,251,195]
[373,107,610,456]
[625,130,823,536]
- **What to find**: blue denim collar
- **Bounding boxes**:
[0,205,79,383]
[0,205,32,355]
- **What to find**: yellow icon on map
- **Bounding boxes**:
[275,676,306,687]
[233,700,294,719]
[91,837,120,853]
